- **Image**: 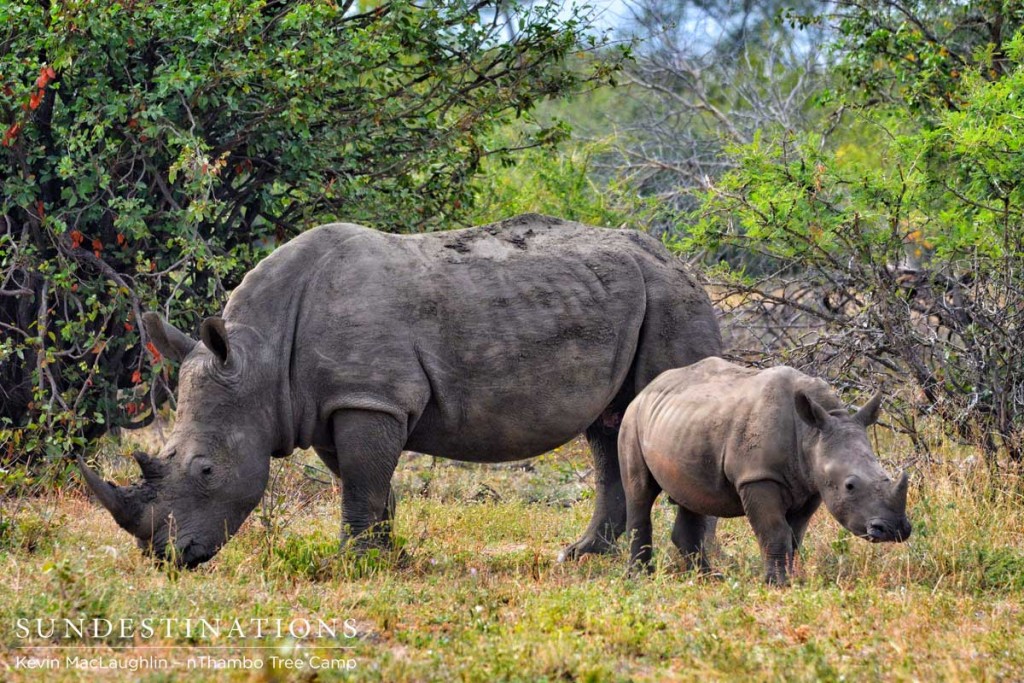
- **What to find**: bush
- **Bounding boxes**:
[690,25,1024,460]
[0,0,623,466]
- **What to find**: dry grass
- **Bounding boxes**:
[1,430,1023,681]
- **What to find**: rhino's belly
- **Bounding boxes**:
[642,439,745,518]
[406,391,607,463]
[405,419,583,463]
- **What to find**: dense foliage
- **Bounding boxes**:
[0,0,622,465]
[690,1,1024,459]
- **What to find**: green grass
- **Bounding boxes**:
[2,434,1024,681]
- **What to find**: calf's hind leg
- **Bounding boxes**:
[618,419,661,573]
[671,505,713,574]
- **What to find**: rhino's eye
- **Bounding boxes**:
[188,456,214,480]
[844,477,857,492]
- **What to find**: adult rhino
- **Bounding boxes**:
[80,213,722,567]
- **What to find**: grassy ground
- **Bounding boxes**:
[2,431,1024,681]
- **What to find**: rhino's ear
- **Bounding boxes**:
[794,391,830,431]
[854,391,883,427]
[142,312,197,363]
[200,317,230,364]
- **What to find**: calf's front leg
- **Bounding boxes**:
[739,481,795,586]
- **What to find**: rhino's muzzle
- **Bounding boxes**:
[141,539,216,569]
[865,517,912,543]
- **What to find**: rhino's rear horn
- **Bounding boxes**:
[854,391,884,427]
[133,451,166,480]
[78,457,145,536]
[142,312,197,363]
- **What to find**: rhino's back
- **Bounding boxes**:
[631,359,841,514]
[228,215,716,461]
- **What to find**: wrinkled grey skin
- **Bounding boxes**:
[619,357,911,585]
[80,214,723,567]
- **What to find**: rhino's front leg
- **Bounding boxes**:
[786,494,821,552]
[740,481,794,586]
[330,409,404,553]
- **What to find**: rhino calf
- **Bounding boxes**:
[619,357,911,585]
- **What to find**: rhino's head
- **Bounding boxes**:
[80,313,274,567]
[795,390,912,544]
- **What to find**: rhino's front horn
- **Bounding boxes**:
[77,457,143,535]
[890,470,910,509]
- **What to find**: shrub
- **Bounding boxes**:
[0,0,622,466]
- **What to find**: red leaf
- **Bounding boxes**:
[28,90,42,110]
[131,369,142,384]
[45,66,56,80]
[35,199,44,220]
[116,233,126,246]
[70,229,83,248]
[91,238,102,251]
[2,122,19,146]
[145,341,162,361]
[124,322,134,332]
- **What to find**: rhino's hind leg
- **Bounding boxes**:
[619,418,661,573]
[558,422,627,561]
[330,409,405,554]
[671,505,714,575]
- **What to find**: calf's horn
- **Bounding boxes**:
[854,391,884,426]
[890,470,910,509]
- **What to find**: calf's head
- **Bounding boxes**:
[795,391,911,543]
[80,313,273,567]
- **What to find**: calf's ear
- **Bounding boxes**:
[854,391,883,427]
[794,391,830,430]
[200,316,230,364]
[142,312,197,363]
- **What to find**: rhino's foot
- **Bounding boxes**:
[625,557,655,578]
[327,533,409,576]
[680,553,713,576]
[684,565,723,582]
[341,531,396,554]
[557,532,619,563]
[763,563,792,587]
